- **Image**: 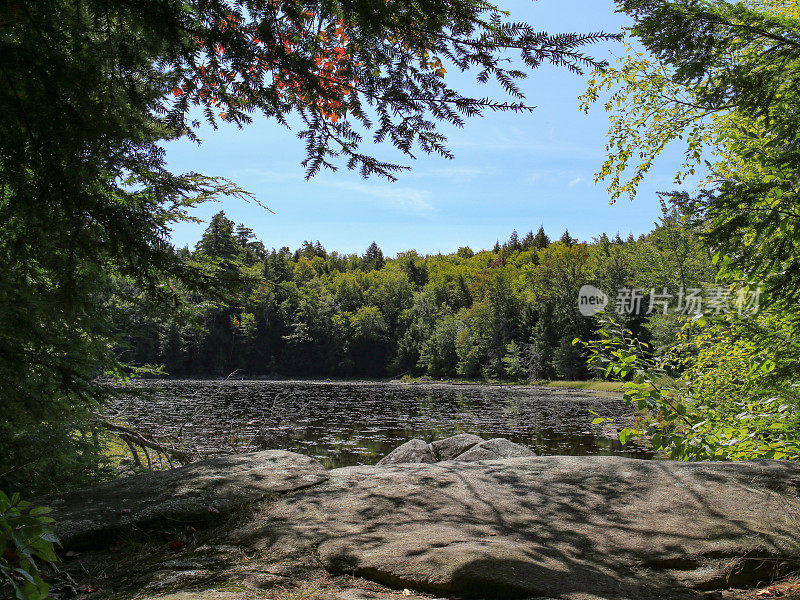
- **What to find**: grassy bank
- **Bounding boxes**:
[394,375,623,393]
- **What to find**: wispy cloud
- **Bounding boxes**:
[523,169,591,187]
[412,166,496,182]
[568,177,584,188]
[450,128,605,160]
[322,180,435,215]
[224,167,306,186]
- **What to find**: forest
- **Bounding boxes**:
[118,212,715,380]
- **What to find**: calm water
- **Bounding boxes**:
[112,380,652,467]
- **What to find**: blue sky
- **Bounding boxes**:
[164,0,695,256]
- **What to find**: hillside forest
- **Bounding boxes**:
[117,211,715,381]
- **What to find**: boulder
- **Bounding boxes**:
[377,436,534,465]
[256,456,800,600]
[39,450,329,550]
[430,433,484,461]
[454,437,536,461]
[375,439,435,466]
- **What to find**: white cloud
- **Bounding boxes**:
[322,181,435,214]
[228,167,304,184]
[417,166,495,181]
[450,129,605,160]
[568,177,583,188]
[522,170,589,187]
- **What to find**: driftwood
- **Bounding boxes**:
[101,421,194,466]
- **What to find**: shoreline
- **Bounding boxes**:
[117,376,624,394]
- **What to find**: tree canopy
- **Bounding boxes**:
[115,211,715,384]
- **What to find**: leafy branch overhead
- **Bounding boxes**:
[162,0,619,179]
[581,0,800,202]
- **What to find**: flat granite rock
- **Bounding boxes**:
[39,450,329,550]
[257,456,800,600]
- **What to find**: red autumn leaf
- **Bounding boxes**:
[3,547,19,562]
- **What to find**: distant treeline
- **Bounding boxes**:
[114,210,715,380]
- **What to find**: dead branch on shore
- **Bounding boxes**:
[101,421,194,466]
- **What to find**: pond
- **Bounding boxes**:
[112,380,653,468]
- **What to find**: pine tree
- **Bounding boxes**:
[196,212,239,260]
[521,230,535,251]
[508,229,521,252]
[362,242,386,271]
[533,226,550,249]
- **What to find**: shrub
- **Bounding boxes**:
[0,491,59,600]
[578,315,800,460]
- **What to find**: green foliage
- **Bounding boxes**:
[419,314,461,378]
[580,0,800,463]
[0,492,59,600]
[362,242,386,272]
[585,0,800,310]
[579,316,800,460]
[502,341,527,380]
[120,218,714,383]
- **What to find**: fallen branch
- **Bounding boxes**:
[101,421,194,465]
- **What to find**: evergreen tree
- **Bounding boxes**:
[521,230,536,251]
[508,229,521,252]
[235,225,255,249]
[559,229,575,247]
[263,248,293,283]
[235,224,266,265]
[362,242,386,271]
[533,226,550,249]
[196,212,239,260]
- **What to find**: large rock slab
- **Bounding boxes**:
[40,450,329,550]
[258,456,800,600]
[455,437,536,461]
[376,439,435,466]
[376,435,534,465]
[430,433,484,461]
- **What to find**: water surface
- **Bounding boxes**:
[113,380,652,467]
